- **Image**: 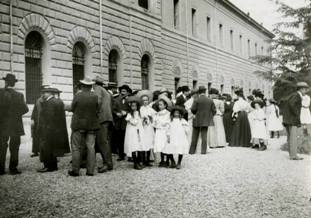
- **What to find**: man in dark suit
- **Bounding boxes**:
[0,74,29,175]
[112,84,131,161]
[189,86,216,154]
[281,82,309,160]
[175,85,190,120]
[68,77,100,177]
[93,76,114,173]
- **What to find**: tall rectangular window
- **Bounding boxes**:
[206,16,211,41]
[173,0,179,29]
[247,39,251,57]
[219,24,223,46]
[230,30,234,51]
[193,80,198,89]
[138,0,148,10]
[239,35,243,54]
[261,46,264,55]
[255,43,258,56]
[191,8,197,36]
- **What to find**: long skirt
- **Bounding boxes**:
[223,113,233,143]
[229,111,251,147]
[207,115,227,148]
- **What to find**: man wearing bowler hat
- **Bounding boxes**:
[0,74,28,175]
[281,81,310,160]
[68,77,100,176]
[189,86,216,154]
[93,75,114,172]
[113,84,132,161]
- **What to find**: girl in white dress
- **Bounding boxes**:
[265,99,283,138]
[301,95,311,125]
[250,100,268,151]
[163,106,190,169]
[153,96,172,167]
[124,96,144,170]
[138,90,156,166]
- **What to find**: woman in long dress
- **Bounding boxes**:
[207,88,227,148]
[297,94,311,154]
[265,99,283,138]
[229,88,252,147]
[223,94,234,143]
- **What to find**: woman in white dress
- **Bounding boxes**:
[138,90,156,166]
[124,96,144,170]
[207,88,227,148]
[153,95,172,167]
[265,99,283,138]
[163,106,190,169]
[297,94,311,154]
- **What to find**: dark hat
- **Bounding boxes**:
[119,84,132,94]
[80,76,95,86]
[52,88,62,93]
[222,93,232,101]
[41,87,56,93]
[127,95,141,105]
[247,95,255,102]
[198,86,207,93]
[251,99,264,108]
[234,88,244,96]
[170,105,185,115]
[94,75,105,85]
[2,74,18,83]
[181,86,190,92]
[209,88,219,95]
[105,82,118,88]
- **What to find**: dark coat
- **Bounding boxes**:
[175,94,187,107]
[112,95,130,130]
[280,92,302,127]
[1,88,28,136]
[191,95,216,127]
[93,85,113,124]
[0,89,11,134]
[71,91,100,131]
[38,97,70,156]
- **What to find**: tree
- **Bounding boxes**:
[252,2,311,101]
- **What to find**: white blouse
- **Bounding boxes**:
[233,98,251,113]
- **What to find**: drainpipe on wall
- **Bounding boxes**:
[214,0,218,88]
[185,0,189,85]
[10,0,13,74]
[129,7,133,87]
[99,0,103,74]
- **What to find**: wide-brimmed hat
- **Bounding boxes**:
[2,74,18,83]
[94,75,105,85]
[181,86,190,92]
[251,99,264,108]
[170,105,185,116]
[159,88,171,95]
[41,87,56,93]
[137,90,153,101]
[157,95,173,108]
[104,82,118,88]
[297,82,309,89]
[119,84,132,94]
[52,88,62,93]
[80,76,95,86]
[127,95,141,105]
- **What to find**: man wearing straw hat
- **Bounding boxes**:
[68,77,100,177]
[93,75,114,173]
[281,81,310,160]
[0,74,28,175]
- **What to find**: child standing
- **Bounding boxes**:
[153,95,172,167]
[250,99,268,151]
[163,106,190,169]
[138,90,156,166]
[124,96,144,170]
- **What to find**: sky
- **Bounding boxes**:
[229,0,308,31]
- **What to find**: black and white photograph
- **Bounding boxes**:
[0,0,311,217]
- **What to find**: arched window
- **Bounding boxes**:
[109,49,119,84]
[72,42,86,93]
[141,54,150,89]
[25,31,43,104]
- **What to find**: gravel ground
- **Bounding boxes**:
[1,136,311,218]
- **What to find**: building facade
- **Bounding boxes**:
[0,0,274,104]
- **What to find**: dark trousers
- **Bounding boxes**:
[39,137,57,170]
[96,122,113,168]
[0,135,20,172]
[189,127,208,154]
[115,129,126,159]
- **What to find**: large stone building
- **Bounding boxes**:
[0,0,273,104]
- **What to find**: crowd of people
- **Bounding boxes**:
[0,73,310,176]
